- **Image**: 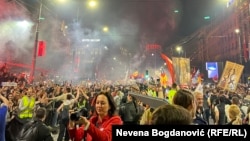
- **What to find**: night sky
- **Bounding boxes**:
[173,0,222,46]
[19,0,218,47]
[0,0,225,77]
[178,0,214,36]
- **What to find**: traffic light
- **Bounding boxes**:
[204,16,210,20]
[145,70,149,78]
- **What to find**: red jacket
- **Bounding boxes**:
[68,115,122,141]
[87,115,123,141]
[68,125,85,141]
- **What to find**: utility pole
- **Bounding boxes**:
[30,0,43,84]
[235,29,243,83]
[238,34,244,83]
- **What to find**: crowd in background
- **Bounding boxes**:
[0,64,250,141]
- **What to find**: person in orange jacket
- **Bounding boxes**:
[68,91,123,141]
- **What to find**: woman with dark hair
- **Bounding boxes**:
[68,91,122,141]
[151,104,192,125]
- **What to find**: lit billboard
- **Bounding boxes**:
[206,62,219,79]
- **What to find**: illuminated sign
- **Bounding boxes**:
[146,44,161,51]
[206,62,219,79]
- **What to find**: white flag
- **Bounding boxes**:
[195,83,203,95]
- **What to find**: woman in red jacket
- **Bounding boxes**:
[68,91,123,141]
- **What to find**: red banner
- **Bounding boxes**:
[161,53,175,84]
[37,41,46,57]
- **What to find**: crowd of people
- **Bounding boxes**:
[0,64,250,141]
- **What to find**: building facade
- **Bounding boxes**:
[170,0,250,82]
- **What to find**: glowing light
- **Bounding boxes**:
[103,26,109,32]
[82,39,100,42]
[0,20,33,56]
[204,16,210,20]
[57,0,67,3]
[17,20,30,27]
[176,46,182,52]
[235,29,240,34]
[88,0,97,8]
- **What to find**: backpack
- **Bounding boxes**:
[16,120,40,141]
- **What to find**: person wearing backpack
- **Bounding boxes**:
[17,107,53,141]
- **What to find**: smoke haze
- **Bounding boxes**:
[1,0,181,81]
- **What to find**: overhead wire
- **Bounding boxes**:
[9,0,31,17]
[14,0,37,13]
[15,0,59,20]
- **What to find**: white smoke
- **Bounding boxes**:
[0,0,33,61]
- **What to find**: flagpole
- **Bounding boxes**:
[30,0,43,84]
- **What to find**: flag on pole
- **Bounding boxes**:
[161,53,175,84]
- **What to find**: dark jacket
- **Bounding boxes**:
[36,119,53,141]
[119,101,139,124]
[217,103,227,125]
[21,118,53,141]
[193,116,208,125]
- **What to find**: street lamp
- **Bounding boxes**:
[235,29,242,64]
[151,53,156,72]
[88,0,98,8]
[30,0,43,83]
[29,0,99,83]
[103,26,109,32]
[235,28,244,83]
[57,0,67,3]
[176,46,186,57]
[176,46,181,54]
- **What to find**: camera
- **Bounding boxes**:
[70,112,81,121]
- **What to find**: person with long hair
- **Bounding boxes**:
[227,104,242,125]
[68,91,122,141]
